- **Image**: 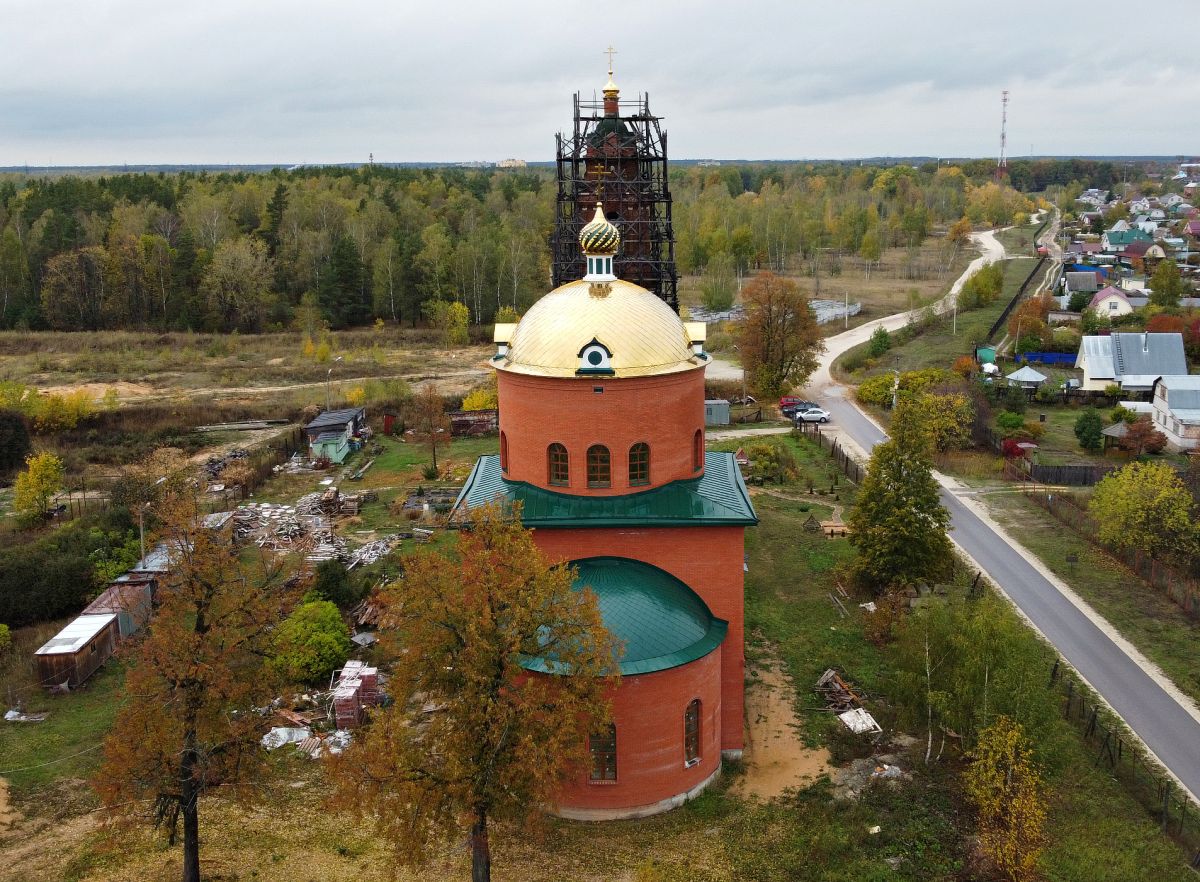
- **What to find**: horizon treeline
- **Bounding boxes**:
[0,158,1119,333]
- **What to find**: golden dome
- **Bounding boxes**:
[498,279,702,379]
[579,202,620,255]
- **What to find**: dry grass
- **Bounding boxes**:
[0,328,492,403]
[679,237,973,337]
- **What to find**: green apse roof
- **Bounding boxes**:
[521,557,727,676]
[454,452,758,528]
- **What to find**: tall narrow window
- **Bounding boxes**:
[628,442,650,486]
[587,444,610,488]
[548,443,569,486]
[693,429,704,472]
[589,724,617,781]
[684,699,701,765]
[500,431,509,473]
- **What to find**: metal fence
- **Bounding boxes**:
[1049,662,1200,869]
[986,256,1048,342]
[1019,486,1200,619]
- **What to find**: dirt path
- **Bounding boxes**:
[733,656,831,801]
[0,778,18,831]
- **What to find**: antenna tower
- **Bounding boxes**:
[995,90,1009,181]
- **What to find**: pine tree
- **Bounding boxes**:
[848,401,953,591]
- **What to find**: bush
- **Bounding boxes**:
[309,559,367,609]
[1074,408,1103,451]
[995,411,1026,432]
[270,600,352,685]
[867,325,891,358]
[0,409,31,476]
[0,509,135,626]
[0,623,11,654]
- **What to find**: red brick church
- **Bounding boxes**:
[454,199,757,819]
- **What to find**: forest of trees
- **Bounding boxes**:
[0,158,1106,334]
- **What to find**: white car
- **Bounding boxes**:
[794,407,831,424]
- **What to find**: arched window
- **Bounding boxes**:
[684,699,701,765]
[587,444,610,488]
[589,723,617,782]
[500,431,509,472]
[628,442,650,486]
[548,443,569,486]
[693,429,704,472]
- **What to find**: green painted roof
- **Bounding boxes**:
[521,557,727,676]
[454,452,757,527]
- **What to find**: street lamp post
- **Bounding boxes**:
[731,344,747,411]
[325,355,344,411]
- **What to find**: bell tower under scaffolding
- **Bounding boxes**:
[551,59,678,311]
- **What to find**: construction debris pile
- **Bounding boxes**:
[347,535,401,569]
[816,668,882,736]
[202,448,249,480]
[331,660,381,729]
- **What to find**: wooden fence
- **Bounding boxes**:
[1049,662,1200,868]
[793,422,864,484]
[1020,486,1200,619]
[1003,456,1118,487]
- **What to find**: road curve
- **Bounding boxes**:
[802,229,1200,802]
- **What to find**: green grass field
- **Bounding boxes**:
[981,488,1200,705]
[835,257,1037,383]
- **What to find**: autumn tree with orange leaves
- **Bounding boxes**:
[330,504,617,882]
[94,491,302,882]
[735,271,825,400]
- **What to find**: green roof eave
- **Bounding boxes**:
[453,452,758,528]
[520,617,727,676]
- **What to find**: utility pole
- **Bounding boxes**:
[325,356,344,411]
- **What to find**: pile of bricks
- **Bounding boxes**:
[330,660,380,729]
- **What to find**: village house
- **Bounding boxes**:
[1103,228,1152,253]
[1088,285,1134,317]
[1074,332,1188,393]
[1150,375,1200,452]
[303,406,367,464]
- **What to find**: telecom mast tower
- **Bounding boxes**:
[995,90,1009,181]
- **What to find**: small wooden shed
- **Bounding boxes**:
[83,579,154,638]
[34,614,119,688]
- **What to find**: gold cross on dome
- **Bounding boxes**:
[605,45,617,77]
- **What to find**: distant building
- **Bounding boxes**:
[303,407,367,464]
[1075,332,1188,393]
[1088,285,1134,317]
[497,158,527,168]
[1151,375,1200,451]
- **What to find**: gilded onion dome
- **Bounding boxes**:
[579,202,620,255]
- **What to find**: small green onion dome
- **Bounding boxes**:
[579,202,620,255]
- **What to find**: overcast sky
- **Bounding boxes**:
[2,0,1197,166]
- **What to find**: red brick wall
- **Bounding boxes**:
[533,526,745,753]
[554,643,723,813]
[498,369,704,495]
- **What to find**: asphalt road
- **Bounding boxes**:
[819,392,1200,801]
[803,224,1200,800]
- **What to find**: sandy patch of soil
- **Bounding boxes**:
[0,778,19,830]
[38,381,156,401]
[733,657,831,801]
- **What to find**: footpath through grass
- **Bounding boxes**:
[835,258,1036,382]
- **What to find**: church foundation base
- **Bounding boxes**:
[554,763,722,822]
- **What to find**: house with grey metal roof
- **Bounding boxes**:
[1151,375,1200,451]
[1074,332,1188,392]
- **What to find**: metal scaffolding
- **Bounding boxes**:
[551,90,678,311]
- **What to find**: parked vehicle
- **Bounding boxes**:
[780,399,818,417]
[793,407,831,424]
